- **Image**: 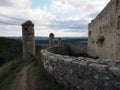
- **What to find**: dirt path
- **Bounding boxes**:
[11,64,31,90]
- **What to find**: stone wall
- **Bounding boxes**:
[88,0,120,59]
[67,42,87,56]
[22,20,35,60]
[41,47,120,90]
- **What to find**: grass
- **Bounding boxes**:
[36,44,49,49]
[27,63,36,90]
[0,37,23,90]
[0,42,49,90]
[0,37,22,66]
[0,60,24,90]
[0,59,21,80]
[27,44,64,90]
[0,42,64,90]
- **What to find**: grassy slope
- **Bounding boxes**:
[0,37,22,66]
[0,37,64,90]
[0,63,23,90]
[0,37,23,90]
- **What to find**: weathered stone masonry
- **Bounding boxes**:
[40,1,120,89]
[41,47,120,90]
[88,0,120,59]
[49,33,55,47]
[58,38,62,46]
[22,20,36,60]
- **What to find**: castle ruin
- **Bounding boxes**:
[26,0,120,89]
[49,33,55,47]
[58,38,62,46]
[88,0,120,59]
[21,20,36,60]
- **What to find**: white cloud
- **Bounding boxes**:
[47,0,110,26]
[49,0,110,14]
[52,29,88,37]
[10,0,30,8]
[50,0,75,13]
[0,0,31,8]
[0,25,21,36]
[0,0,110,37]
[0,7,55,24]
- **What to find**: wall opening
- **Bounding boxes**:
[89,31,91,36]
[118,16,120,29]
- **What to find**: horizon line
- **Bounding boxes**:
[0,36,88,38]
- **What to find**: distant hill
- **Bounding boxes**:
[0,37,22,66]
[5,37,88,44]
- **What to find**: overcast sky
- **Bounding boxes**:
[0,0,110,37]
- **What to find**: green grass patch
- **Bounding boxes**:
[36,44,49,50]
[0,59,20,82]
[27,63,36,90]
[0,37,22,66]
[0,60,24,90]
[0,37,23,90]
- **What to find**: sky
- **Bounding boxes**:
[0,0,110,37]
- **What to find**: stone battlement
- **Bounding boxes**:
[41,47,120,90]
[21,20,34,28]
[90,0,119,24]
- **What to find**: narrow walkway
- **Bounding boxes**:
[11,64,31,90]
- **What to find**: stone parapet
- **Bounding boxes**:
[41,47,120,90]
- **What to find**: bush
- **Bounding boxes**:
[96,36,105,46]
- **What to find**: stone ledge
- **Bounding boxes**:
[41,47,120,90]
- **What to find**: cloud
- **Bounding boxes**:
[0,0,55,25]
[45,0,110,35]
[0,0,30,8]
[0,25,21,36]
[0,0,12,6]
[0,7,55,24]
[0,0,56,36]
[49,20,87,30]
[49,0,75,13]
[0,14,24,25]
[0,0,110,37]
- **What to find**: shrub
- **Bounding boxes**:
[96,36,105,46]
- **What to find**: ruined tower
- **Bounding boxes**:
[49,33,55,47]
[58,38,62,46]
[21,20,36,60]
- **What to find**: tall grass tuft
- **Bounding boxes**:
[0,58,21,83]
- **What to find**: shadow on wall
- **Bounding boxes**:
[67,42,87,57]
[48,42,99,59]
[63,42,99,59]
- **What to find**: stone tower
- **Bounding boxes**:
[58,38,62,46]
[21,20,36,60]
[49,33,55,47]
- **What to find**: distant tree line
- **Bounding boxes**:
[0,37,22,66]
